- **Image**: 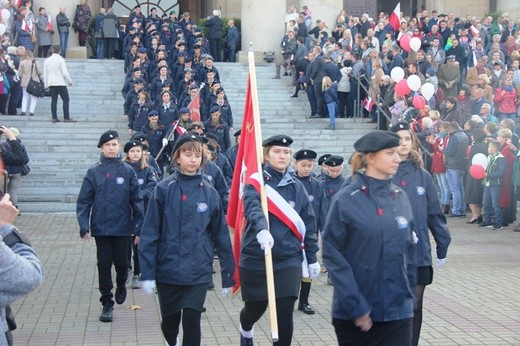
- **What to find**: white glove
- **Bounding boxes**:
[221,287,232,298]
[256,229,274,251]
[412,231,418,244]
[162,138,168,147]
[437,258,446,268]
[308,262,321,278]
[142,280,156,295]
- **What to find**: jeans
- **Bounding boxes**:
[434,172,451,205]
[482,185,502,227]
[50,85,70,119]
[446,168,466,215]
[59,32,69,57]
[327,102,336,128]
[96,39,105,59]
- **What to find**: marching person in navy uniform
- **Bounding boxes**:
[316,153,331,181]
[138,133,235,346]
[389,122,451,346]
[322,131,416,345]
[76,130,145,323]
[292,149,324,315]
[123,140,158,289]
[238,135,320,346]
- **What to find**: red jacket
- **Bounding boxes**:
[494,87,518,115]
[499,144,516,208]
[430,135,448,173]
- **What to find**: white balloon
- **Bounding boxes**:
[410,37,422,52]
[1,9,10,22]
[390,67,405,82]
[407,75,422,91]
[420,83,435,100]
[0,24,5,36]
[471,153,488,168]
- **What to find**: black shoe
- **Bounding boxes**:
[327,274,333,286]
[115,285,127,305]
[492,225,503,231]
[447,213,464,217]
[20,112,25,116]
[308,114,317,118]
[283,72,288,76]
[478,222,493,228]
[29,113,34,116]
[298,302,315,314]
[240,335,254,346]
[466,218,479,224]
[51,118,60,123]
[208,282,215,290]
[99,305,113,322]
[202,307,207,312]
[64,118,77,122]
[290,94,298,98]
[442,204,450,214]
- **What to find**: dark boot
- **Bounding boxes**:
[99,305,113,322]
[298,280,315,314]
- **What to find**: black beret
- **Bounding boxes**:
[148,109,159,117]
[210,105,220,114]
[234,129,241,137]
[202,132,218,142]
[389,122,411,133]
[179,107,190,114]
[294,149,317,161]
[138,47,147,53]
[262,135,293,147]
[97,130,119,148]
[318,154,332,165]
[134,78,145,84]
[131,132,148,142]
[172,133,204,153]
[124,140,143,153]
[206,144,217,154]
[324,155,344,167]
[354,131,401,153]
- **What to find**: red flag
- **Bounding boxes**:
[47,15,53,32]
[22,20,29,32]
[187,92,201,122]
[226,76,263,293]
[16,0,22,7]
[363,96,374,111]
[388,2,401,32]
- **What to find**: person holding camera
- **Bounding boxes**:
[0,193,44,346]
[36,7,54,58]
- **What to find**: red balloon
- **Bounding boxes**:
[400,35,411,52]
[469,164,486,179]
[412,95,426,110]
[395,79,411,97]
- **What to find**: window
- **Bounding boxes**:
[111,1,180,17]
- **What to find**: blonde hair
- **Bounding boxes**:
[123,146,150,170]
[9,127,20,138]
[322,76,332,91]
[497,128,512,139]
[429,110,440,121]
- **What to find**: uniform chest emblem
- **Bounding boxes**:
[308,195,314,202]
[395,216,408,229]
[116,177,125,184]
[416,186,425,196]
[197,202,208,212]
[138,178,144,185]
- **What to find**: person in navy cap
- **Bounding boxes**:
[322,130,416,345]
[292,149,324,315]
[225,129,241,170]
[76,130,145,323]
[204,105,231,152]
[389,122,451,346]
[316,153,332,180]
[139,133,235,346]
[238,135,320,346]
[128,90,153,132]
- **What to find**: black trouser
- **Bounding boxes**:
[8,83,21,115]
[38,45,51,58]
[306,84,317,116]
[104,38,117,59]
[332,317,413,346]
[50,86,70,120]
[314,81,326,116]
[240,297,297,346]
[0,94,8,114]
[161,308,201,346]
[128,235,140,276]
[338,91,349,118]
[95,236,131,307]
[209,38,222,62]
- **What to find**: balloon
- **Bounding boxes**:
[0,24,5,36]
[390,67,405,82]
[469,164,486,179]
[420,83,435,101]
[412,95,426,110]
[395,79,411,97]
[407,75,422,91]
[400,35,411,52]
[472,153,488,168]
[410,37,422,52]
[1,9,10,22]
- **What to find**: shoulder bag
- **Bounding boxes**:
[26,61,46,98]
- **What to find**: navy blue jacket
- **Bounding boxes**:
[240,165,319,271]
[138,170,235,287]
[292,172,324,231]
[126,161,158,208]
[76,156,145,238]
[322,172,415,322]
[392,160,451,267]
[203,119,231,153]
[320,174,345,230]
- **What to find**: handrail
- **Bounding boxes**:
[350,74,392,125]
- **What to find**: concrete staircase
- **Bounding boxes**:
[4,59,374,213]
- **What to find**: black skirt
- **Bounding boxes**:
[239,266,301,302]
[416,266,433,286]
[156,283,208,318]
